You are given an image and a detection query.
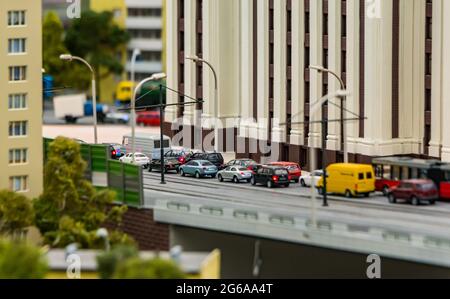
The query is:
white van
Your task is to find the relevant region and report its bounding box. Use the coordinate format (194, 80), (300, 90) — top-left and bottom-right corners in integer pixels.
(122, 133), (171, 160)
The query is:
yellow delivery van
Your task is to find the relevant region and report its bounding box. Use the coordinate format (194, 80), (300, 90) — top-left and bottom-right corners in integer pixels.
(317, 163), (376, 198)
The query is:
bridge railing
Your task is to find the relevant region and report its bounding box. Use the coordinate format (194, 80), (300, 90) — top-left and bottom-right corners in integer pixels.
(153, 198), (450, 268)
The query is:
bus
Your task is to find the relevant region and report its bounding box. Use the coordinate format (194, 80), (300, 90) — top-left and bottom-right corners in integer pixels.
(372, 156), (450, 200)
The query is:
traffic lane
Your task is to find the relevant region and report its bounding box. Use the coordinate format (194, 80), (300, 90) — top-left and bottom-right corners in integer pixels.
(144, 171), (450, 215)
(143, 178), (450, 237)
(143, 172), (450, 235)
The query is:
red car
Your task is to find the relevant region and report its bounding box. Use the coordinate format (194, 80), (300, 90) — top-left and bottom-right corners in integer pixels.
(136, 111), (160, 126)
(387, 179), (438, 206)
(268, 162), (302, 183)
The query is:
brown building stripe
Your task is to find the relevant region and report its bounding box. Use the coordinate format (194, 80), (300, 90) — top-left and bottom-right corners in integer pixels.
(253, 0), (258, 121)
(392, 0), (400, 139)
(424, 0), (433, 155)
(359, 0), (365, 138)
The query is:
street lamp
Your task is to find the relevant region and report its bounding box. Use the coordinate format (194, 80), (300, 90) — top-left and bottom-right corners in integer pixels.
(130, 49), (141, 86)
(60, 54), (98, 144)
(310, 65), (348, 163)
(131, 73), (167, 178)
(186, 55), (219, 153)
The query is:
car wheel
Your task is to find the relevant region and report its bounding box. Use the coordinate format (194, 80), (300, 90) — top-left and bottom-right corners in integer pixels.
(429, 199), (436, 205)
(267, 180), (273, 189)
(148, 166), (152, 173)
(251, 177), (256, 186)
(284, 183), (290, 188)
(218, 174), (224, 182)
(246, 179), (251, 183)
(364, 193), (370, 198)
(345, 190), (353, 198)
(388, 194), (397, 204)
(233, 176), (239, 184)
(195, 172), (201, 179)
(411, 196), (420, 206)
(180, 169), (185, 177)
(300, 179), (307, 187)
(294, 179), (299, 184)
(382, 186), (390, 196)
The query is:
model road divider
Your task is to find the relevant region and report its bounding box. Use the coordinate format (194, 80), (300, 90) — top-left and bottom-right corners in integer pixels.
(43, 138), (144, 207)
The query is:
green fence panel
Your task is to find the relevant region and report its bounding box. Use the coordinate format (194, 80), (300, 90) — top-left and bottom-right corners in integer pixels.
(107, 160), (125, 203)
(91, 145), (108, 172)
(123, 164), (142, 207)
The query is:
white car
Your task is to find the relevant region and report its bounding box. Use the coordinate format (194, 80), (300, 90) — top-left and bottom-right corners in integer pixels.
(119, 152), (150, 168)
(300, 170), (324, 187)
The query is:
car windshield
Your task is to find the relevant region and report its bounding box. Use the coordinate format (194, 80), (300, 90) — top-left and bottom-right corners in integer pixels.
(275, 169), (288, 175)
(286, 165), (299, 170)
(135, 154), (145, 158)
(208, 154), (221, 161)
(201, 161), (214, 166)
(417, 183), (436, 191)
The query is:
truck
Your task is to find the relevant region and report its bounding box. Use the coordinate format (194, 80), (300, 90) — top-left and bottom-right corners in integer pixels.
(122, 133), (171, 161)
(53, 94), (109, 124)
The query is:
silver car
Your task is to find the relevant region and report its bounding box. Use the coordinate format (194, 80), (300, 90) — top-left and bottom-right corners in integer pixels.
(217, 166), (253, 183)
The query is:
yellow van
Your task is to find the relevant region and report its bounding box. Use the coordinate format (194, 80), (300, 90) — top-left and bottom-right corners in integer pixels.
(317, 163), (376, 198)
(115, 81), (135, 102)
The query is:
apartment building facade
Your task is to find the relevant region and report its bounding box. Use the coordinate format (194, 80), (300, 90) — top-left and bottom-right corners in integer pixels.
(164, 0), (450, 168)
(0, 0), (43, 197)
(126, 0), (164, 81)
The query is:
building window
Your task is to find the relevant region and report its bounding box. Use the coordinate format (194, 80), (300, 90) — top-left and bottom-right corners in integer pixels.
(9, 176), (28, 192)
(128, 29), (162, 39)
(127, 8), (162, 17)
(8, 94), (27, 110)
(8, 11), (26, 26)
(9, 66), (27, 81)
(9, 149), (28, 165)
(8, 121), (27, 137)
(8, 38), (26, 54)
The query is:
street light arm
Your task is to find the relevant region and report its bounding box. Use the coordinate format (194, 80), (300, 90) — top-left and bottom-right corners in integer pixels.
(71, 56), (95, 74)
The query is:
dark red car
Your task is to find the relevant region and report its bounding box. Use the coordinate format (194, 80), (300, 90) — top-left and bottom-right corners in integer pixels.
(136, 111), (160, 126)
(387, 179), (438, 206)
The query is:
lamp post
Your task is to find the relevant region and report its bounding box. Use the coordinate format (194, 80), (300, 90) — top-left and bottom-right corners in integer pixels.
(130, 49), (141, 87)
(131, 73), (167, 164)
(310, 65), (348, 163)
(186, 56), (219, 153)
(60, 54), (98, 144)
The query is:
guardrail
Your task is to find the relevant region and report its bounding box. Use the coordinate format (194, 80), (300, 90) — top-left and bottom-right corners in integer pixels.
(153, 199), (450, 268)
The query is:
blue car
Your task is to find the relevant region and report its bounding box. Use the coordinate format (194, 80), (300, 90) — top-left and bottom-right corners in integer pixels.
(179, 160), (218, 179)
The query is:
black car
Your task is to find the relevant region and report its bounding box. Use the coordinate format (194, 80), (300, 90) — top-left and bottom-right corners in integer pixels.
(251, 166), (290, 188)
(148, 158), (181, 173)
(186, 152), (225, 169)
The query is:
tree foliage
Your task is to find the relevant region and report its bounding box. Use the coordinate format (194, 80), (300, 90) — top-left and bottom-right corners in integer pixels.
(0, 240), (48, 279)
(64, 10), (130, 98)
(97, 245), (139, 279)
(34, 137), (132, 249)
(0, 190), (35, 239)
(42, 11), (90, 91)
(113, 258), (186, 279)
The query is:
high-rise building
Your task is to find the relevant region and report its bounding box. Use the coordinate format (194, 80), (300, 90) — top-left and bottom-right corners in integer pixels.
(164, 0), (450, 168)
(125, 0), (163, 81)
(0, 0), (43, 198)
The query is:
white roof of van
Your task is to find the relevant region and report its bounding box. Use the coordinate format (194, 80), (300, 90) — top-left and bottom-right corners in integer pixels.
(124, 132), (170, 140)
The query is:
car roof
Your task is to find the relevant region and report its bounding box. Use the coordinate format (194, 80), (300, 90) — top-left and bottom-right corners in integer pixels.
(269, 162), (299, 166)
(402, 179), (434, 184)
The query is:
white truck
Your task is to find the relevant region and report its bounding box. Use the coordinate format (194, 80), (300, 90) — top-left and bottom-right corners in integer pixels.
(53, 94), (109, 124)
(122, 133), (171, 161)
